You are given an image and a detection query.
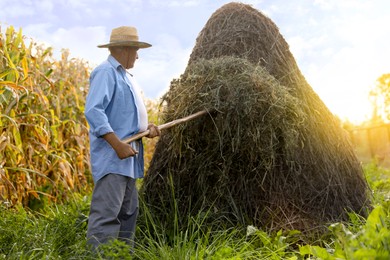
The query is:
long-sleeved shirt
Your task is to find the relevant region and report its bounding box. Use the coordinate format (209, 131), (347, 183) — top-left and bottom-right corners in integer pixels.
(84, 55), (147, 183)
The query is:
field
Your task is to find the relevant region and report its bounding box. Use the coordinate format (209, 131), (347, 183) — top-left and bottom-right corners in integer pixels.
(0, 163), (389, 259)
(1, 27), (390, 259)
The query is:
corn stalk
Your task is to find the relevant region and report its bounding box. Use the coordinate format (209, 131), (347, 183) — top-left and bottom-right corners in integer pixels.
(0, 26), (92, 208)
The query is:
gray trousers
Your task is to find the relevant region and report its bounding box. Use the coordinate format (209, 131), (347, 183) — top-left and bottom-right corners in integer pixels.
(86, 173), (139, 249)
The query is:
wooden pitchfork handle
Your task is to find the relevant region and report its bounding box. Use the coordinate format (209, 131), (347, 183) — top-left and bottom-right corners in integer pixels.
(122, 109), (209, 144)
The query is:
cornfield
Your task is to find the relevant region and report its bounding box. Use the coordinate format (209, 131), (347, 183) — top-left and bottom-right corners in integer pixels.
(0, 26), (92, 208)
(0, 26), (161, 209)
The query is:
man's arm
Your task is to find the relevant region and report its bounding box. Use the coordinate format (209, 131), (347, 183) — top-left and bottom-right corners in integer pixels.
(102, 132), (138, 159)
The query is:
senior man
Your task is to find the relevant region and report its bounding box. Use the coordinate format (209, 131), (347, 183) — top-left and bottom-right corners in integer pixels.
(84, 26), (160, 250)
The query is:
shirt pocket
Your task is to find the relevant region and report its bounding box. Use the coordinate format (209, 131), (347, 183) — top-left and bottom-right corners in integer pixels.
(116, 78), (135, 114)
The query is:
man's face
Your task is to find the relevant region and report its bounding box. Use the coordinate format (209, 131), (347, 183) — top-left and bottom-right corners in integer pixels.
(123, 47), (139, 69)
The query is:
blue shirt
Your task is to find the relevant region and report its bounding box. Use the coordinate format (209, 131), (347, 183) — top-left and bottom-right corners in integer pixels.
(85, 55), (145, 183)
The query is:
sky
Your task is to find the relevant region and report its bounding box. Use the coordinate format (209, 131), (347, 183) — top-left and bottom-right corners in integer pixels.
(1, 0), (389, 123)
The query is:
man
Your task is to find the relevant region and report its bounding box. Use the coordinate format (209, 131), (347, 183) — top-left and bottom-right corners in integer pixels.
(84, 26), (160, 250)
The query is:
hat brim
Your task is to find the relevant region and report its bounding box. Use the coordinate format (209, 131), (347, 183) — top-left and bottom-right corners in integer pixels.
(98, 41), (152, 48)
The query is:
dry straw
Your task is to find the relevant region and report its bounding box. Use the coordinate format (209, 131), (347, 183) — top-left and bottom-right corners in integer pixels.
(141, 2), (370, 233)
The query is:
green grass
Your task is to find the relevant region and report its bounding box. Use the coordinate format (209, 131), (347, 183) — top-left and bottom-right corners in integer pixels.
(0, 194), (92, 259)
(1, 163), (389, 259)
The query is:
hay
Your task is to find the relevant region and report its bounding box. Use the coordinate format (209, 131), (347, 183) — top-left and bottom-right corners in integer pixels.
(141, 2), (370, 232)
(188, 1), (303, 89)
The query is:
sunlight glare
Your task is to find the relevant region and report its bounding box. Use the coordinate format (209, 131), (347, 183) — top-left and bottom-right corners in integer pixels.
(319, 90), (372, 124)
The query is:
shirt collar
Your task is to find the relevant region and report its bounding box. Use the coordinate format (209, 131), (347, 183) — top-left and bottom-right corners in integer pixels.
(107, 54), (123, 70)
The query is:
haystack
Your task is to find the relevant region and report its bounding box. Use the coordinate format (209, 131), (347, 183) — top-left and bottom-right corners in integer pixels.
(141, 2), (370, 232)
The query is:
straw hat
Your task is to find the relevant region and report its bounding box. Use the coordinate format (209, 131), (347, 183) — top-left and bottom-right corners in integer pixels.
(98, 26), (152, 48)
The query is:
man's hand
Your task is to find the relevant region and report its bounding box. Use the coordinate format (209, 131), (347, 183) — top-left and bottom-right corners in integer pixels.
(113, 141), (138, 159)
(102, 132), (138, 159)
(146, 123), (161, 138)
